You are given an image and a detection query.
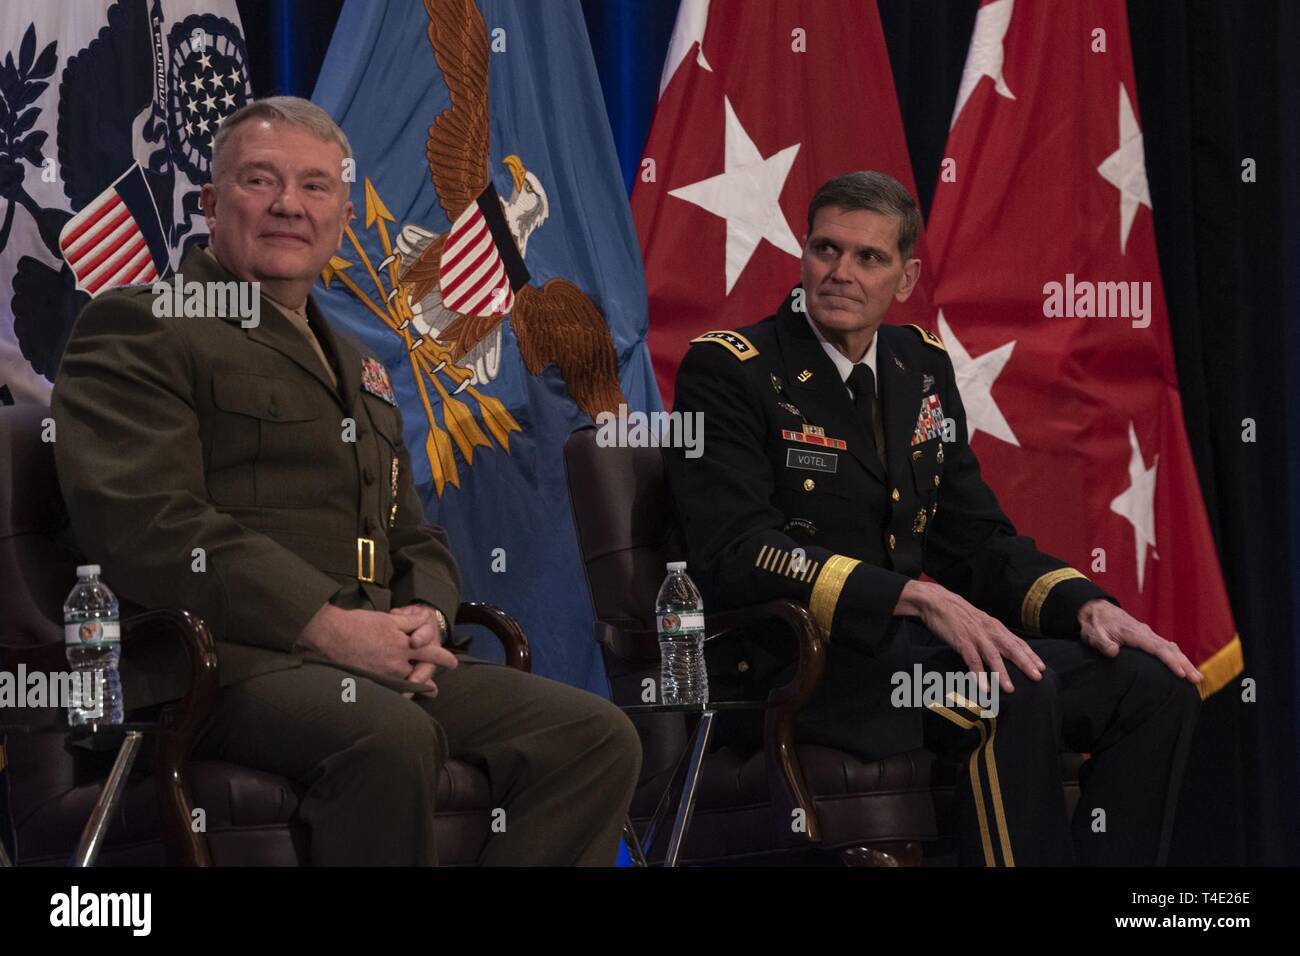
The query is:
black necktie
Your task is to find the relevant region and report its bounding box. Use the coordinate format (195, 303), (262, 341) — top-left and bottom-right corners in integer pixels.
(847, 363), (886, 467)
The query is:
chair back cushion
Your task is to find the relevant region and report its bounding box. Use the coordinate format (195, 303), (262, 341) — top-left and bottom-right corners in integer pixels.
(0, 404), (86, 858)
(0, 405), (79, 648)
(561, 426), (684, 629)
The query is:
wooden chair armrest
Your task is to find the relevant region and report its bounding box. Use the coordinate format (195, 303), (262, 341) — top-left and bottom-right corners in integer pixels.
(455, 602), (531, 672)
(0, 609), (218, 865)
(123, 609), (218, 867)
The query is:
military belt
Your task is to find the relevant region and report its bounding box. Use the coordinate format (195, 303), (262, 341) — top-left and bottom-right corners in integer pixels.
(265, 528), (391, 584)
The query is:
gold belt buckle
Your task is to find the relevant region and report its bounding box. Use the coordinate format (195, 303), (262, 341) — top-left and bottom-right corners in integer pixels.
(356, 536), (376, 582)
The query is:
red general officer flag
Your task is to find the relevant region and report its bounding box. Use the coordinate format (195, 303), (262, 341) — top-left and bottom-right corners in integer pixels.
(632, 0), (921, 407)
(914, 0), (1240, 694)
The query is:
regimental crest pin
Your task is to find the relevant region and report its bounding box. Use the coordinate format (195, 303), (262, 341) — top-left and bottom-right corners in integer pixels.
(922, 373), (935, 394)
(361, 356), (397, 405)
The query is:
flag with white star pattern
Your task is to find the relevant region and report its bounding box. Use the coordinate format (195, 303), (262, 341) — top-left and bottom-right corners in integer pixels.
(903, 0), (1240, 694)
(0, 0), (251, 405)
(630, 0), (920, 408)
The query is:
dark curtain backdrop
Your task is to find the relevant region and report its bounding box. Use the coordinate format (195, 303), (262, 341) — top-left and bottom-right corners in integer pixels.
(236, 0), (1300, 865)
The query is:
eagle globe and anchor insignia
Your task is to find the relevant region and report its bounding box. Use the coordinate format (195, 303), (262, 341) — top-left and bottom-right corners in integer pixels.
(322, 0), (626, 496)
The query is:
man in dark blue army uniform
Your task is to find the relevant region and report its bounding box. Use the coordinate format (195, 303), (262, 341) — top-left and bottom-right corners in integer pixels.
(664, 171), (1202, 865)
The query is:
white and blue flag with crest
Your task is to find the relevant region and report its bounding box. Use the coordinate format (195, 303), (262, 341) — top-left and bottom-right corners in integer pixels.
(0, 0), (252, 406)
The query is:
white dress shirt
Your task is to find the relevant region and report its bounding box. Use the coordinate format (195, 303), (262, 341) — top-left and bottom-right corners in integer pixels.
(805, 313), (878, 398)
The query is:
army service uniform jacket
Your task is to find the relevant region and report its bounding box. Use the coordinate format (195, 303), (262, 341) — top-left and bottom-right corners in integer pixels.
(52, 245), (461, 709)
(664, 289), (1115, 759)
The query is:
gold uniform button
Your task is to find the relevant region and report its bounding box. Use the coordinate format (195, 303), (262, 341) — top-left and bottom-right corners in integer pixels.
(891, 487), (901, 502)
(737, 660), (750, 673)
(934, 474), (940, 487)
(888, 533), (896, 550)
(803, 478), (815, 492)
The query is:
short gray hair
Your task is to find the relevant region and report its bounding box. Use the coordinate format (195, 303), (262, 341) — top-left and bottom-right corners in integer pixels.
(806, 171), (921, 261)
(210, 96), (352, 181)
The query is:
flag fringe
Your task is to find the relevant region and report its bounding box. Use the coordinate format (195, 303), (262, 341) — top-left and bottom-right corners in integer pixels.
(1196, 635), (1244, 700)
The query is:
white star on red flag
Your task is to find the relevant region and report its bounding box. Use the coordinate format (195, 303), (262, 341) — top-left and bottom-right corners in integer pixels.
(950, 0), (1017, 127)
(1097, 83), (1153, 254)
(937, 311), (1019, 446)
(1109, 421), (1159, 591)
(668, 97), (801, 295)
(658, 0), (713, 95)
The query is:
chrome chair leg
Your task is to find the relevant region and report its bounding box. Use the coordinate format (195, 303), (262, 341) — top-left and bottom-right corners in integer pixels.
(664, 711), (715, 868)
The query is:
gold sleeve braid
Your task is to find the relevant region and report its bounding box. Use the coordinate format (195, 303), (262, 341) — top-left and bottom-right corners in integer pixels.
(807, 554), (861, 638)
(1020, 567), (1089, 633)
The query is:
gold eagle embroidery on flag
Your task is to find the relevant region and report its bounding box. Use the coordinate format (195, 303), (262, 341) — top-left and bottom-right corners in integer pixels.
(322, 0), (626, 495)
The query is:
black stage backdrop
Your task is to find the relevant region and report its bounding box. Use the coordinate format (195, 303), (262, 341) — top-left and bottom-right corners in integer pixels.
(236, 0), (1299, 865)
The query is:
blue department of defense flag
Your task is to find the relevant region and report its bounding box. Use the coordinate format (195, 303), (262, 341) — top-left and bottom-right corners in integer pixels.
(0, 0), (253, 405)
(312, 0), (661, 692)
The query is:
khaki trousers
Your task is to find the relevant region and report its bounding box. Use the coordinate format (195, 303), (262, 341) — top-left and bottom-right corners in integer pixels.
(192, 657), (641, 865)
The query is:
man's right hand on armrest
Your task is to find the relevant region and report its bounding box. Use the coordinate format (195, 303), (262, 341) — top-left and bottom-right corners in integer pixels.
(297, 603), (459, 683)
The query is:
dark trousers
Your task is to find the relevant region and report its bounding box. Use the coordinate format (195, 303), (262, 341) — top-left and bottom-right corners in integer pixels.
(192, 658), (642, 865)
(918, 638), (1200, 866)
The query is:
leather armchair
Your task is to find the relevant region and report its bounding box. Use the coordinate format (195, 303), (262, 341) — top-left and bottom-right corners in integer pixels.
(0, 404), (529, 866)
(563, 426), (938, 865)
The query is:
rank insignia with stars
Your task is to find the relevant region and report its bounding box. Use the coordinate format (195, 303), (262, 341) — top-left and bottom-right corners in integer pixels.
(361, 356), (397, 405)
(691, 330), (758, 361)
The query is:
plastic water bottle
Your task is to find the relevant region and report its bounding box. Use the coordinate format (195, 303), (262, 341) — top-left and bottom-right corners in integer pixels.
(655, 561), (708, 705)
(63, 565), (123, 726)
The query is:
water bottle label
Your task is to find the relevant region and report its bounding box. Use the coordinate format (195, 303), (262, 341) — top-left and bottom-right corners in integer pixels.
(657, 611), (704, 635)
(65, 620), (121, 646)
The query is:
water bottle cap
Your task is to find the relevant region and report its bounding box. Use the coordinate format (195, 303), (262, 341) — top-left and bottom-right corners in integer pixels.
(76, 564), (101, 578)
(666, 561), (687, 572)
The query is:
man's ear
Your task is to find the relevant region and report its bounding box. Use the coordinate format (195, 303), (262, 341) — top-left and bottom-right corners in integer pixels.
(337, 199), (355, 248)
(200, 183), (218, 233)
(895, 257), (922, 302)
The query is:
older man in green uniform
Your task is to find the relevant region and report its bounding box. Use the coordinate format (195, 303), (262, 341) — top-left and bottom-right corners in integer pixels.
(51, 97), (639, 865)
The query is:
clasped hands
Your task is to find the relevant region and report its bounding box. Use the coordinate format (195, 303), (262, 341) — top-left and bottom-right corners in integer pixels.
(298, 602), (457, 694)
